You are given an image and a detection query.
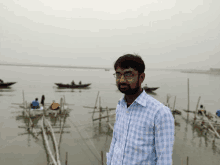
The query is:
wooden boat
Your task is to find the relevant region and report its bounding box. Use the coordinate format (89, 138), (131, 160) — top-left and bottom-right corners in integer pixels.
(0, 82), (16, 88)
(55, 83), (91, 88)
(143, 85), (159, 92)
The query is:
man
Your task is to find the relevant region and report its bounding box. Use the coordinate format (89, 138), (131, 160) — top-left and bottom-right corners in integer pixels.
(106, 54), (174, 165)
(31, 98), (40, 109)
(71, 80), (75, 85)
(41, 95), (45, 106)
(0, 79), (4, 84)
(198, 105), (206, 116)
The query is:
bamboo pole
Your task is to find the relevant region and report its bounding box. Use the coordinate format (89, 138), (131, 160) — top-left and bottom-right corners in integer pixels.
(194, 96), (201, 119)
(187, 79), (189, 119)
(108, 123), (114, 131)
(92, 91), (99, 120)
(173, 96), (176, 119)
(41, 117), (57, 165)
(106, 107), (109, 122)
(58, 111), (66, 150)
(101, 151), (103, 165)
(187, 156), (189, 165)
(99, 97), (102, 125)
(45, 116), (61, 165)
(22, 90), (25, 106)
(65, 152), (68, 165)
(93, 114), (115, 121)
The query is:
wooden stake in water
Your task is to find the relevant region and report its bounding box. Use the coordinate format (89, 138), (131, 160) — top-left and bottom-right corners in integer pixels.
(22, 90), (25, 106)
(106, 107), (109, 122)
(187, 156), (189, 165)
(173, 96), (176, 119)
(194, 96), (201, 119)
(99, 97), (102, 127)
(101, 151), (103, 165)
(92, 91), (99, 120)
(187, 79), (189, 118)
(65, 152), (68, 165)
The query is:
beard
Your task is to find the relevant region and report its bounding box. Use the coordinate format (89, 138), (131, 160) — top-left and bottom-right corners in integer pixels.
(117, 79), (140, 95)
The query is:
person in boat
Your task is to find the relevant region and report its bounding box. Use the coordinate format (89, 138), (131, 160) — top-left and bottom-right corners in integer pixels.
(41, 95), (45, 106)
(216, 109), (220, 118)
(79, 81), (82, 85)
(0, 79), (3, 84)
(50, 100), (60, 110)
(31, 98), (40, 109)
(198, 104), (207, 116)
(107, 54), (174, 165)
(71, 80), (75, 85)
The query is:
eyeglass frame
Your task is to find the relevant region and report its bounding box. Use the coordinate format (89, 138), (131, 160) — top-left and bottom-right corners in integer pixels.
(113, 71), (141, 79)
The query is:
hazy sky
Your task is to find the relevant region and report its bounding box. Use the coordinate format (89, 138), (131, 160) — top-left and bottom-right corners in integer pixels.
(0, 0), (219, 69)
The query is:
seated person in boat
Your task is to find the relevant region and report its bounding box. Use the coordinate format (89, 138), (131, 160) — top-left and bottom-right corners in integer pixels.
(71, 80), (75, 85)
(50, 100), (60, 110)
(0, 79), (4, 83)
(79, 81), (82, 85)
(31, 98), (40, 109)
(216, 110), (220, 118)
(198, 105), (207, 116)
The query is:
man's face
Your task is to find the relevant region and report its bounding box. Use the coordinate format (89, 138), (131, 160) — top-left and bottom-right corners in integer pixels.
(115, 67), (143, 95)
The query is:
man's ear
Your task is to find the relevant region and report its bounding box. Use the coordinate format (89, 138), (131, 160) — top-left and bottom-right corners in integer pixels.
(140, 73), (145, 84)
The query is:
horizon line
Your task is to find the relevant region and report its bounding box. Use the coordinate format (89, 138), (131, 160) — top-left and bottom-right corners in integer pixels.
(0, 63), (208, 71)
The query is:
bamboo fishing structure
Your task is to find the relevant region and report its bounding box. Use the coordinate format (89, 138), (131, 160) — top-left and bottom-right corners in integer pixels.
(16, 92), (71, 165)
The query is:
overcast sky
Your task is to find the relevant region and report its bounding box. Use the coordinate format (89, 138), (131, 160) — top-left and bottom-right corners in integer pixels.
(0, 0), (219, 70)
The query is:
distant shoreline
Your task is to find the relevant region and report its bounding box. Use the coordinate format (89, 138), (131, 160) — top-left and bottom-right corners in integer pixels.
(0, 63), (216, 74)
(0, 63), (111, 70)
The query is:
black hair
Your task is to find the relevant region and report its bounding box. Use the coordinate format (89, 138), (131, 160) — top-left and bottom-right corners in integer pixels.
(114, 54), (145, 74)
(200, 105), (203, 108)
(35, 98), (38, 101)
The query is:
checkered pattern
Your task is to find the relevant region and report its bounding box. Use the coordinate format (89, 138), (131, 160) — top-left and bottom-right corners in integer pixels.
(106, 90), (174, 165)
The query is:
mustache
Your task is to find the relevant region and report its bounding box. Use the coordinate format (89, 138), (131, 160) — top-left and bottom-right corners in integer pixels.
(118, 83), (128, 86)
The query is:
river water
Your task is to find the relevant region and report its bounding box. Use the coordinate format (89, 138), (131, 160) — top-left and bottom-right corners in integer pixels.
(0, 65), (220, 165)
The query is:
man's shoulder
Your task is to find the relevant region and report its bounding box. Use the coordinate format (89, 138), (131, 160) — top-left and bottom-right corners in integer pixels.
(145, 95), (172, 117)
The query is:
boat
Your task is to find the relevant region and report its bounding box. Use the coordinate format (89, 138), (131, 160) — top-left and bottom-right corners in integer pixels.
(143, 84), (159, 92)
(0, 82), (16, 88)
(55, 83), (91, 88)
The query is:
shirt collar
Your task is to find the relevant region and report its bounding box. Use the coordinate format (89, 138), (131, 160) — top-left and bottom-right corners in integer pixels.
(118, 89), (148, 107)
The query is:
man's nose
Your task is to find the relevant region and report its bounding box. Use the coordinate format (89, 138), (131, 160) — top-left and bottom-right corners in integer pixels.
(119, 75), (126, 82)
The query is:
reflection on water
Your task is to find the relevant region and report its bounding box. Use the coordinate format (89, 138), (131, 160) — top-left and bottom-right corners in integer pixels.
(0, 87), (15, 92)
(55, 87), (91, 93)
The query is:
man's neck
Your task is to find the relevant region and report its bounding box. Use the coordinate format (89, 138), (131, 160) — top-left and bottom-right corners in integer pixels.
(124, 88), (143, 105)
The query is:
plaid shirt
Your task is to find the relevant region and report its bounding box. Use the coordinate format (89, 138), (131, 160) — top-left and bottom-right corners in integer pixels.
(106, 90), (174, 165)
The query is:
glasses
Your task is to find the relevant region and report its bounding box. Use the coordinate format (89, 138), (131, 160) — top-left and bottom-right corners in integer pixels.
(113, 72), (137, 79)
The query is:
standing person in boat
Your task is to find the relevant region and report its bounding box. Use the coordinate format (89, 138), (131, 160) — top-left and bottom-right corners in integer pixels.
(71, 80), (75, 85)
(79, 81), (82, 85)
(31, 98), (40, 109)
(0, 79), (3, 84)
(106, 54), (174, 165)
(41, 95), (45, 106)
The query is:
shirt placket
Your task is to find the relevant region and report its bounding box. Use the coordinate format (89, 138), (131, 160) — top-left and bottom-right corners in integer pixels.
(121, 105), (132, 165)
